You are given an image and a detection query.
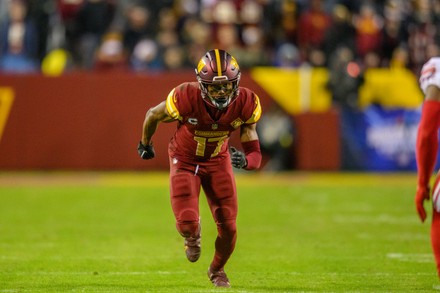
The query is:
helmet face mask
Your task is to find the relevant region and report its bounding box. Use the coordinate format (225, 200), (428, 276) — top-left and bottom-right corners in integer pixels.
(195, 49), (241, 110)
(206, 82), (234, 108)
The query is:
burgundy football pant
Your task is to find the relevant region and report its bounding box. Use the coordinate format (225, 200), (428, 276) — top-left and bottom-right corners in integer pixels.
(169, 156), (237, 271)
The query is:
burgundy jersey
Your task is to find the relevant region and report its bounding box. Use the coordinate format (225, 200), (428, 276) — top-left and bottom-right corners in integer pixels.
(165, 82), (262, 163)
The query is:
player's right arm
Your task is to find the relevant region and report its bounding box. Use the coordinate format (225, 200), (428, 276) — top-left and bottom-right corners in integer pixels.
(138, 101), (174, 160)
(416, 61), (440, 222)
(141, 101), (174, 145)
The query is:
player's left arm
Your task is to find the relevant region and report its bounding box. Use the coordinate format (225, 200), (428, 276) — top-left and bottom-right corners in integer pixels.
(230, 123), (262, 170)
(230, 91), (262, 170)
(416, 85), (440, 221)
(240, 123), (262, 171)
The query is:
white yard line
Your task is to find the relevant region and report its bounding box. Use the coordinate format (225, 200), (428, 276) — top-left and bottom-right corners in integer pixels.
(1, 271), (188, 275)
(387, 252), (433, 263)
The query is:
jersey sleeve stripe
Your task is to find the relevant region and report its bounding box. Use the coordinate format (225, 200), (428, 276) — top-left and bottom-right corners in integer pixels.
(165, 88), (182, 120)
(246, 94), (262, 123)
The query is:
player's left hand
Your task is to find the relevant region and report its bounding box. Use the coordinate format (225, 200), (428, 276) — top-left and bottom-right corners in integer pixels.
(230, 146), (247, 169)
(415, 185), (430, 222)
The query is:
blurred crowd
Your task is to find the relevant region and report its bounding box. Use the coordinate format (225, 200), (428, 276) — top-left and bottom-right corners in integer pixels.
(0, 0), (440, 75)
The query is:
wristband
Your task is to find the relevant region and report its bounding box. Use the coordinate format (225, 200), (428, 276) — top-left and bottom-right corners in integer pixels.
(242, 140), (262, 170)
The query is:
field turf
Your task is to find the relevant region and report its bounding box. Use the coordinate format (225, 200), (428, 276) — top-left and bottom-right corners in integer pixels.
(0, 171), (439, 292)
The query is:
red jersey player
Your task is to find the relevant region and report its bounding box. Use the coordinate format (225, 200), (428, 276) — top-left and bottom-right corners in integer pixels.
(416, 56), (440, 278)
(137, 49), (262, 287)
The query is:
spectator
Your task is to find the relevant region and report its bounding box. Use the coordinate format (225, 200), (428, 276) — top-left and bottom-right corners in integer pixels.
(130, 38), (161, 71)
(0, 0), (439, 73)
(402, 0), (440, 73)
(239, 0), (269, 67)
(94, 31), (128, 72)
(264, 0), (298, 48)
(73, 0), (116, 69)
(380, 0), (406, 66)
(353, 3), (384, 59)
(181, 17), (212, 66)
(322, 4), (356, 65)
(389, 46), (409, 68)
(122, 4), (153, 57)
(296, 0), (331, 62)
(0, 0), (39, 73)
(162, 45), (186, 70)
(109, 0), (137, 31)
(155, 7), (185, 69)
(26, 0), (53, 62)
(213, 24), (243, 61)
(0, 1), (9, 23)
(362, 50), (381, 69)
(327, 46), (363, 109)
(240, 25), (269, 67)
(56, 0), (83, 64)
(273, 42), (301, 67)
(257, 103), (294, 171)
(327, 46), (365, 170)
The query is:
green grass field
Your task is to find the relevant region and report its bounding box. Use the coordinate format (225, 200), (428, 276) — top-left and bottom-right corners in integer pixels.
(0, 171), (439, 292)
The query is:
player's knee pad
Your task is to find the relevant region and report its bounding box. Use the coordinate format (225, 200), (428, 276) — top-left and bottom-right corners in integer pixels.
(214, 206), (235, 223)
(176, 209), (199, 237)
(177, 222), (199, 238)
(178, 209), (199, 223)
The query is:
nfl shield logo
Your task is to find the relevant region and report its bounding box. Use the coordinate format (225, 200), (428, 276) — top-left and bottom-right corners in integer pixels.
(212, 124), (218, 129)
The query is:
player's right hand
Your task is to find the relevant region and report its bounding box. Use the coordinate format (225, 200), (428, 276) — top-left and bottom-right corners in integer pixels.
(137, 141), (155, 160)
(415, 185), (430, 222)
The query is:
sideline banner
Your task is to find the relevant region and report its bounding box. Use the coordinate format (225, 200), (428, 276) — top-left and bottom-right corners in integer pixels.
(363, 105), (420, 171)
(0, 87), (14, 143)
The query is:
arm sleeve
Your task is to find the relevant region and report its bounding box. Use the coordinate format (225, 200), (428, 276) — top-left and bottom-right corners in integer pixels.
(242, 140), (262, 170)
(416, 100), (440, 189)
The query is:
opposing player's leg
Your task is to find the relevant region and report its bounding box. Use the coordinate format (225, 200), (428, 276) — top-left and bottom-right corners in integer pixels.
(431, 173), (440, 277)
(432, 210), (440, 277)
(169, 158), (202, 262)
(202, 159), (237, 287)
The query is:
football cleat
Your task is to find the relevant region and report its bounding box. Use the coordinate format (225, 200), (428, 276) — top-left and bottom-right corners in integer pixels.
(207, 267), (230, 288)
(184, 223), (201, 262)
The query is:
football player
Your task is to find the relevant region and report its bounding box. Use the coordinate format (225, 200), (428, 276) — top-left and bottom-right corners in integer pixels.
(137, 49), (262, 287)
(416, 56), (440, 278)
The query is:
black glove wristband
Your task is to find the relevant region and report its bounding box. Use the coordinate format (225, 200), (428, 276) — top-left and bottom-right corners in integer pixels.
(137, 141), (155, 160)
(230, 146), (247, 169)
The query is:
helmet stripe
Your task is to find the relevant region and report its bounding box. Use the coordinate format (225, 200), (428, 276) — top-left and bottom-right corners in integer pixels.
(214, 49), (222, 76)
